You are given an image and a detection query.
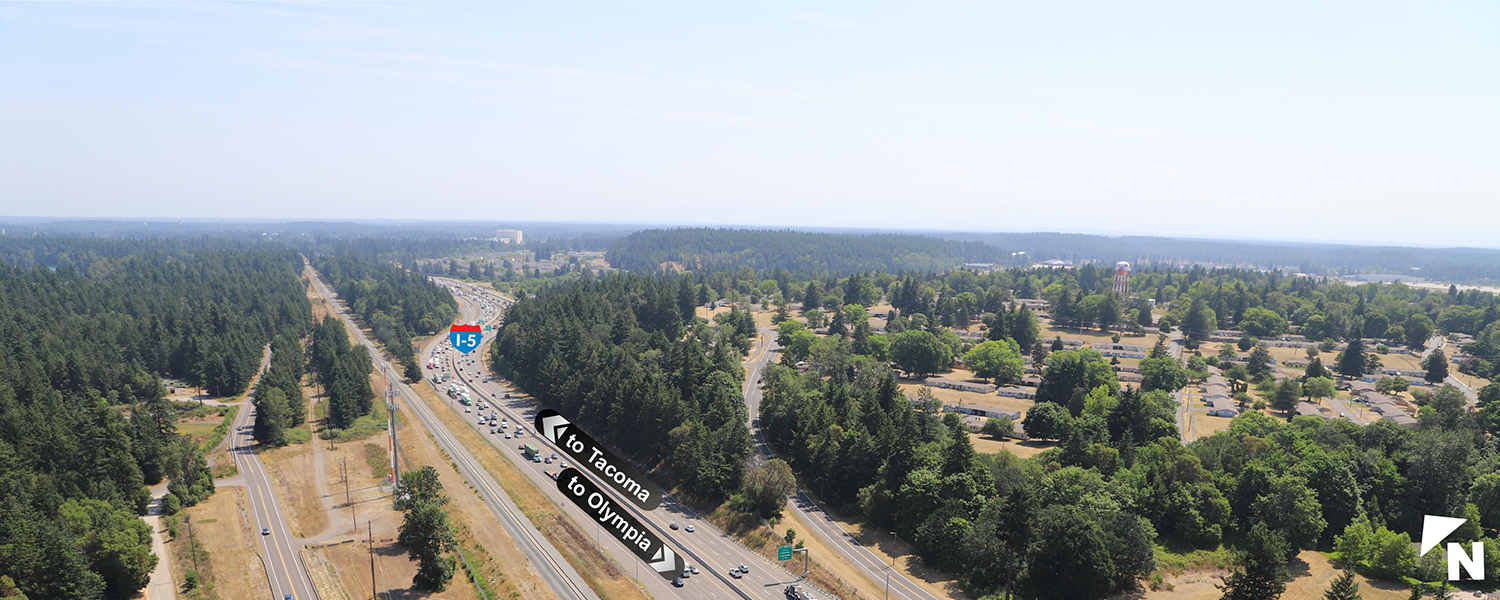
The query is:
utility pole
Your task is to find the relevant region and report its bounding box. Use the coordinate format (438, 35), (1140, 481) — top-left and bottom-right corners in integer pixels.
(369, 522), (376, 600)
(342, 457), (354, 529)
(885, 531), (895, 600)
(186, 514), (198, 574)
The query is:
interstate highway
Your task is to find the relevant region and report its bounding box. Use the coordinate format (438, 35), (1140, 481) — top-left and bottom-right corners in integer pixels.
(427, 280), (815, 600)
(307, 267), (600, 600)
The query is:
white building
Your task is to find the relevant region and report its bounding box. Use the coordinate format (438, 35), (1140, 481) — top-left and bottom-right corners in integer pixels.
(495, 229), (523, 244)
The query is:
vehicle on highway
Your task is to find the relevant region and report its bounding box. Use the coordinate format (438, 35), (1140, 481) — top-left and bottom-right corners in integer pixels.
(489, 427), (495, 434)
(672, 578), (685, 588)
(523, 444), (539, 460)
(544, 457), (551, 464)
(689, 565), (698, 574)
(680, 568), (690, 578)
(505, 433), (511, 439)
(730, 568), (743, 579)
(262, 527), (270, 535)
(686, 525), (694, 532)
(669, 523), (678, 530)
(739, 564), (749, 573)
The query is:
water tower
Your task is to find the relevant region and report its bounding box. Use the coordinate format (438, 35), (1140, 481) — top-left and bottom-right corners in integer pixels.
(1113, 261), (1131, 296)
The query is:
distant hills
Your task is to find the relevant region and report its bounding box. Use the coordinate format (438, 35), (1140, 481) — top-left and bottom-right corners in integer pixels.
(608, 228), (1500, 282)
(7, 219), (1500, 282)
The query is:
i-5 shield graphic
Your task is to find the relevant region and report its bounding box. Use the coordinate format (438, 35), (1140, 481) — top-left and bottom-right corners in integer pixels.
(449, 324), (482, 354)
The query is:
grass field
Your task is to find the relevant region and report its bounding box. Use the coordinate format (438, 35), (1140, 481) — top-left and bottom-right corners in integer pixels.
(166, 486), (273, 600)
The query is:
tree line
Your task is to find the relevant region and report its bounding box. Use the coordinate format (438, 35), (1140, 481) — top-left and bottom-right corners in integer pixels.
(606, 228), (1015, 275)
(0, 243), (313, 599)
(315, 254), (457, 382)
(489, 273), (752, 500)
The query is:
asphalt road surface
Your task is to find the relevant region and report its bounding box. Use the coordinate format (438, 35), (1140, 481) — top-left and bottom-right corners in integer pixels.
(426, 279), (817, 600)
(232, 346), (319, 600)
(739, 326), (941, 600)
(308, 268), (599, 600)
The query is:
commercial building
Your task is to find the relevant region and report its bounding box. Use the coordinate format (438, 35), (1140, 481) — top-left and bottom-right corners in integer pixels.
(495, 229), (523, 244)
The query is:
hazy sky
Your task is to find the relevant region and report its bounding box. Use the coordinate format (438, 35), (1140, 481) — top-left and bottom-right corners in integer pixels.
(2, 3), (1496, 246)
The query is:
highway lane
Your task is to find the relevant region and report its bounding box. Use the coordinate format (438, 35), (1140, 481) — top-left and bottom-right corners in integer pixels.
(425, 282), (780, 600)
(739, 328), (939, 600)
(231, 361), (320, 600)
(307, 267), (599, 600)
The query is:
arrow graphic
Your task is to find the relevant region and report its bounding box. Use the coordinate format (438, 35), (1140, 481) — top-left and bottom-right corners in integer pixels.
(1421, 514), (1468, 556)
(649, 545), (677, 574)
(542, 414), (570, 443)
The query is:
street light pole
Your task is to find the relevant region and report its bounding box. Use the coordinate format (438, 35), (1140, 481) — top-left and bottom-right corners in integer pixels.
(886, 531), (897, 600)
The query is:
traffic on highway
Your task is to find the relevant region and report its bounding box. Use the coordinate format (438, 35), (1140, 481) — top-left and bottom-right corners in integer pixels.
(425, 278), (822, 600)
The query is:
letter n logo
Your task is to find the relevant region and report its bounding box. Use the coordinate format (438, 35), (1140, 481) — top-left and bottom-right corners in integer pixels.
(1449, 542), (1484, 581)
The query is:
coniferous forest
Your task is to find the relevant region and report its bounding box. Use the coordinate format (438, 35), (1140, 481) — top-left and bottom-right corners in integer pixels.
(315, 253), (457, 382)
(490, 273), (754, 499)
(0, 242), (312, 598)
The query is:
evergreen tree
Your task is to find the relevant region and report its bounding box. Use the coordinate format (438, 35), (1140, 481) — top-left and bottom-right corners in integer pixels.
(1218, 522), (1288, 600)
(1339, 338), (1368, 378)
(1321, 571), (1361, 600)
(1423, 349), (1449, 384)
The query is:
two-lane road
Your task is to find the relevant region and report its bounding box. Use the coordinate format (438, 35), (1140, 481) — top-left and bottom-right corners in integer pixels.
(232, 368), (319, 600)
(740, 327), (940, 600)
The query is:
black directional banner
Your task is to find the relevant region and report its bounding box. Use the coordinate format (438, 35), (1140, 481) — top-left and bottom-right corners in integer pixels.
(555, 468), (684, 580)
(535, 409), (662, 510)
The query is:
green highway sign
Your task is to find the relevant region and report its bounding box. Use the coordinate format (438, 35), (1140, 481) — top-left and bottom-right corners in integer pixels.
(777, 545), (793, 561)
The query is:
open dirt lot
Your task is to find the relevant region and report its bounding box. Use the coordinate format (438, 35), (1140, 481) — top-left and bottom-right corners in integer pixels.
(1113, 551), (1419, 600)
(1040, 322), (1152, 346)
(971, 435), (1055, 459)
(167, 486), (273, 600)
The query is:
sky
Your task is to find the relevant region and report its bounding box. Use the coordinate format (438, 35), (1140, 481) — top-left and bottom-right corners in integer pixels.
(1, 2), (1497, 246)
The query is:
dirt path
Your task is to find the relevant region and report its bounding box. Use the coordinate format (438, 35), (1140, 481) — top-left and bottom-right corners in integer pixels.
(141, 484), (174, 600)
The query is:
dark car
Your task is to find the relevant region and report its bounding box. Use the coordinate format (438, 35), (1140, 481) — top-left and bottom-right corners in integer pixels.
(672, 578), (685, 587)
(669, 523), (678, 530)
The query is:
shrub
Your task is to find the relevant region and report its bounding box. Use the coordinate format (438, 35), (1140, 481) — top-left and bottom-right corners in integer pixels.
(162, 493), (181, 516)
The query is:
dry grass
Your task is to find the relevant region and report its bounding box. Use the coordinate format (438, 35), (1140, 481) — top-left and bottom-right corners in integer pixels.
(817, 507), (972, 600)
(260, 439), (328, 539)
(896, 381), (1035, 418)
(972, 436), (1056, 459)
(1113, 551), (1416, 600)
(1039, 323), (1149, 345)
(704, 504), (879, 600)
(177, 422), (219, 448)
(408, 381), (646, 600)
(167, 486), (273, 600)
